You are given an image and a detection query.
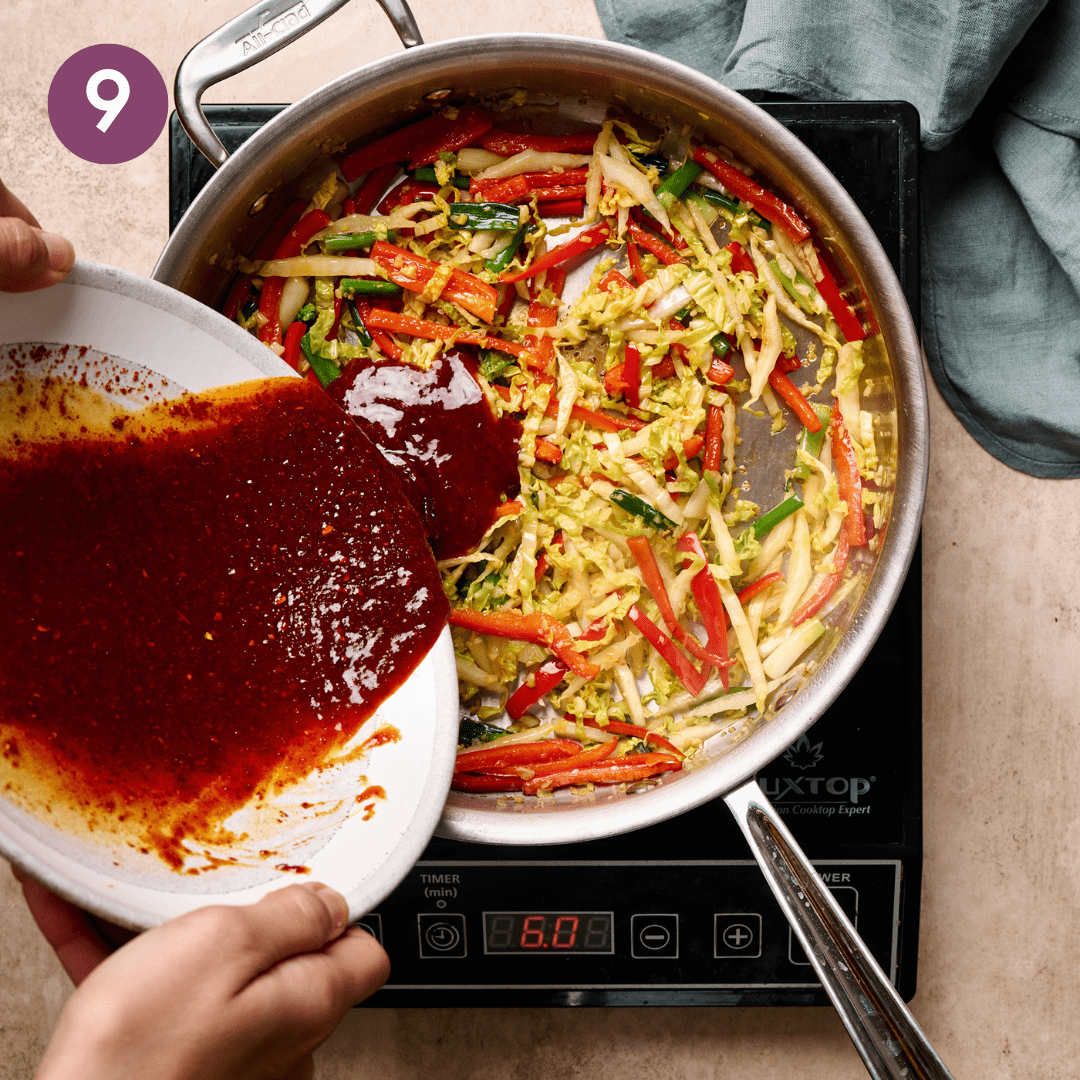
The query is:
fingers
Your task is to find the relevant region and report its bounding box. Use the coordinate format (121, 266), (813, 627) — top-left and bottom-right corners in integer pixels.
(13, 869), (113, 986)
(218, 882), (352, 982)
(0, 216), (75, 292)
(241, 925), (390, 1037)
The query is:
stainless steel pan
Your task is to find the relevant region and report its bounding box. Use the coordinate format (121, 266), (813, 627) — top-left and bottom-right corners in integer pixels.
(157, 5), (944, 1076)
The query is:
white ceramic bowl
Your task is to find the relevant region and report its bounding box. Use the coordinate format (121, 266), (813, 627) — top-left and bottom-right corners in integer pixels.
(0, 261), (458, 928)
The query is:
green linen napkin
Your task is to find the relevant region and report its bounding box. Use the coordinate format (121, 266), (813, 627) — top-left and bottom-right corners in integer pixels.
(596, 0), (1080, 477)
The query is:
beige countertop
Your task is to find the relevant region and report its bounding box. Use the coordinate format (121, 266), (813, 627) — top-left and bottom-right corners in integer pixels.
(3, 2), (1079, 1077)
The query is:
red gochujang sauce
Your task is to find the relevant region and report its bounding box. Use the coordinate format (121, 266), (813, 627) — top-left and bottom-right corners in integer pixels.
(329, 352), (522, 559)
(0, 376), (447, 868)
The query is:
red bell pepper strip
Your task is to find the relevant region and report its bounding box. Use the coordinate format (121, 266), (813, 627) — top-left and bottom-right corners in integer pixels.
(626, 240), (647, 285)
(627, 221), (686, 267)
(625, 602), (708, 697)
(351, 298), (403, 360)
(455, 738), (580, 774)
(599, 268), (634, 293)
(776, 353), (801, 374)
(273, 208), (332, 259)
(676, 530), (730, 690)
(692, 146), (811, 243)
(492, 284), (515, 325)
(523, 265), (565, 370)
(600, 720), (683, 758)
(523, 752), (681, 795)
(480, 130), (598, 155)
(726, 240), (756, 276)
(223, 196), (306, 321)
(377, 177), (439, 214)
(221, 274), (251, 322)
(499, 222), (613, 284)
(768, 369), (823, 431)
(494, 500), (523, 518)
(535, 438), (563, 463)
(542, 395), (646, 433)
(407, 106), (492, 169)
(371, 241), (497, 322)
(506, 659), (569, 721)
(282, 320), (306, 372)
(351, 162), (400, 215)
(604, 356), (676, 398)
(708, 353), (735, 384)
(737, 571), (783, 606)
(538, 199), (584, 219)
(623, 344), (642, 410)
(830, 402), (867, 547)
(792, 530), (851, 625)
(256, 207), (333, 348)
(451, 772), (523, 793)
(340, 108), (493, 181)
(532, 185), (588, 202)
(703, 404), (724, 472)
(812, 242), (866, 342)
(665, 434), (704, 471)
(505, 618), (607, 721)
(362, 309), (535, 362)
(448, 609), (600, 679)
(521, 738), (618, 779)
(472, 168), (590, 198)
(475, 174), (529, 203)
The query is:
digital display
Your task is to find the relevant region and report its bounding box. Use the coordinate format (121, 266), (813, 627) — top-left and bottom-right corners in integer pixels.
(483, 911), (614, 954)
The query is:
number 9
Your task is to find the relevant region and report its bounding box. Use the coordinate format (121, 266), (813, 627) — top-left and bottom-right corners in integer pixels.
(86, 69), (130, 133)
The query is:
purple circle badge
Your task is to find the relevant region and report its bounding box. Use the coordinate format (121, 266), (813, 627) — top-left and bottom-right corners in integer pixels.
(48, 45), (168, 165)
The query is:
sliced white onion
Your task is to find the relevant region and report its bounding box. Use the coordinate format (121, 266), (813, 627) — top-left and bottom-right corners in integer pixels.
(456, 148), (505, 174)
(647, 284), (692, 323)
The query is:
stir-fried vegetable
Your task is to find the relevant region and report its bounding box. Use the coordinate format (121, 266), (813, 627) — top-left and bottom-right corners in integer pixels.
(220, 105), (883, 798)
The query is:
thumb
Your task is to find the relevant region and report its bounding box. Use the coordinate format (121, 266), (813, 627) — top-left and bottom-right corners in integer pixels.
(0, 216), (75, 292)
(220, 882), (352, 982)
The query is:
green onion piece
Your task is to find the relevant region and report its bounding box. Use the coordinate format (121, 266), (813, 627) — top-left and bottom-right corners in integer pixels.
(692, 188), (765, 226)
(710, 333), (732, 360)
(295, 303), (317, 324)
(609, 489), (677, 534)
(673, 306), (692, 324)
(752, 496), (804, 539)
(485, 226), (527, 274)
(637, 153), (670, 173)
(446, 202), (521, 232)
(458, 718), (507, 746)
(768, 258), (815, 314)
(299, 333), (341, 388)
(322, 230), (393, 252)
(340, 278), (402, 297)
(792, 404), (833, 481)
(656, 160), (704, 210)
(346, 299), (372, 348)
(412, 166), (470, 189)
(240, 296), (260, 320)
(479, 349), (514, 380)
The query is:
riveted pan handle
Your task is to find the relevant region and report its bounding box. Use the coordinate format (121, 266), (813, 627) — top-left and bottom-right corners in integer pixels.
(175, 0), (423, 168)
(724, 778), (954, 1080)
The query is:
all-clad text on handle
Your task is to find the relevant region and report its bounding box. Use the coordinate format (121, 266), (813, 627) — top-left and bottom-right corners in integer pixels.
(175, 0), (422, 168)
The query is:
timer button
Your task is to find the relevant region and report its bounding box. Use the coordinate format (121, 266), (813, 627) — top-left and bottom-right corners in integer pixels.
(631, 913), (679, 958)
(354, 913), (383, 946)
(418, 913), (467, 958)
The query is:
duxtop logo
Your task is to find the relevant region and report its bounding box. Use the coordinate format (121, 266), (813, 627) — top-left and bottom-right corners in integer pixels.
(782, 734), (824, 770)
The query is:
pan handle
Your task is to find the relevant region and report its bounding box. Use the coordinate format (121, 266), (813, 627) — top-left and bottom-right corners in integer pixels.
(723, 778), (954, 1080)
(175, 0), (423, 168)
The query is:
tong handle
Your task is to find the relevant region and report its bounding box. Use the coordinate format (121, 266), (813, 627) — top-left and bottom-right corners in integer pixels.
(724, 778), (954, 1080)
